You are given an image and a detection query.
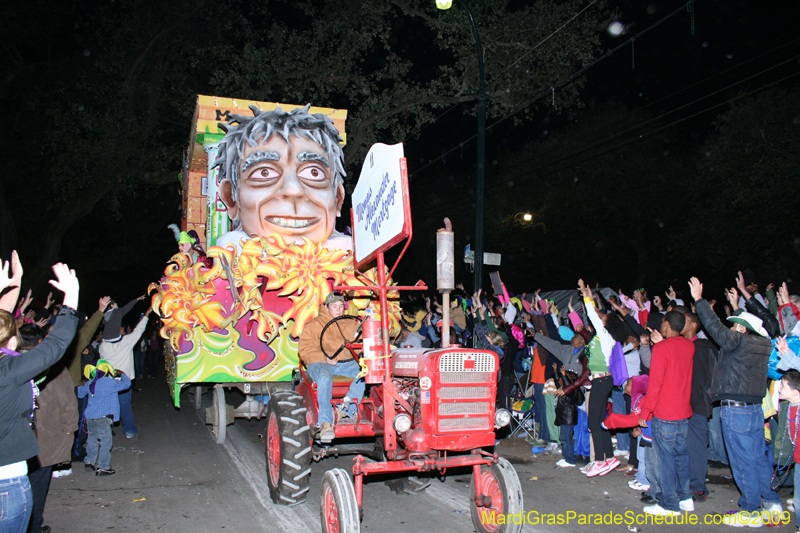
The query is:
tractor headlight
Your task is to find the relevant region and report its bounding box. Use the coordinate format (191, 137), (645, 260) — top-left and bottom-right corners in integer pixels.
(393, 413), (412, 433)
(494, 408), (511, 428)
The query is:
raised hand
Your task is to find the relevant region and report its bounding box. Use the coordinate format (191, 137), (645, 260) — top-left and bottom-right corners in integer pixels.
(725, 288), (739, 311)
(48, 263), (79, 310)
(98, 296), (112, 312)
(776, 336), (790, 356)
(666, 285), (677, 300)
(778, 282), (790, 307)
(736, 271), (751, 300)
(709, 299), (717, 311)
(9, 251), (22, 284)
(35, 317), (49, 328)
(640, 333), (651, 346)
(688, 278), (703, 302)
(653, 295), (663, 311)
(767, 283), (775, 292)
(45, 291), (54, 309)
(724, 304), (733, 317)
(647, 327), (664, 343)
(577, 279), (591, 299)
(0, 260), (11, 291)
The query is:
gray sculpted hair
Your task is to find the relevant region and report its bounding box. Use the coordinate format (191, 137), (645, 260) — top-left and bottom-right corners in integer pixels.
(214, 104), (346, 205)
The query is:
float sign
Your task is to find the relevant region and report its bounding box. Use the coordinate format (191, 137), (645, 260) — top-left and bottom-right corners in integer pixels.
(352, 143), (411, 267)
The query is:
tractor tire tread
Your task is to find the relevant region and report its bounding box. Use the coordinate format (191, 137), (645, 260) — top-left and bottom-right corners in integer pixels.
(265, 392), (312, 506)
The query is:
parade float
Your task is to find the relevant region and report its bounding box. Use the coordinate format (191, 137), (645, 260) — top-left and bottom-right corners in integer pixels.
(149, 95), (400, 443)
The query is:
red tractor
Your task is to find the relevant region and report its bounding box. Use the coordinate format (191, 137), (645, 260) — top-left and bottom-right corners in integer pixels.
(264, 256), (523, 533)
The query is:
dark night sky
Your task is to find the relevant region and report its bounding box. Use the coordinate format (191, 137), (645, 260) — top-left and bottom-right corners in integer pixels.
(3, 0), (799, 308)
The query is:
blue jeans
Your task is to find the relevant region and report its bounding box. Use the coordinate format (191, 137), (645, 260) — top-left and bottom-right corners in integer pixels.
(559, 424), (575, 464)
(650, 417), (691, 512)
(708, 405), (729, 464)
(307, 360), (365, 426)
(0, 475), (32, 533)
(688, 413), (709, 494)
(134, 350), (145, 379)
(85, 417), (114, 469)
(720, 404), (780, 512)
(612, 389), (630, 451)
(118, 387), (137, 437)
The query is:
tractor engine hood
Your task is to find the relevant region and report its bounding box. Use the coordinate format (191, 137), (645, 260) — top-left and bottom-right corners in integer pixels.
(391, 347), (431, 377)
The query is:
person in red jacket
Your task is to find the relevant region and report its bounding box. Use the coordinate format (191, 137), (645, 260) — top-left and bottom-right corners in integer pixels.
(637, 311), (695, 516)
(778, 369), (800, 531)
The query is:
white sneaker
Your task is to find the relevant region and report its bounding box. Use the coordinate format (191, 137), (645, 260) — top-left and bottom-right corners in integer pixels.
(51, 467), (72, 478)
(628, 480), (650, 491)
(581, 462), (595, 474)
(761, 502), (783, 526)
(680, 498), (695, 512)
(785, 497), (794, 513)
(556, 459), (576, 468)
(643, 504), (680, 516)
(614, 449), (629, 457)
(722, 510), (763, 527)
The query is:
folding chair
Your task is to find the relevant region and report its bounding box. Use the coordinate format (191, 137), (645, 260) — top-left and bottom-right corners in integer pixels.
(507, 369), (537, 440)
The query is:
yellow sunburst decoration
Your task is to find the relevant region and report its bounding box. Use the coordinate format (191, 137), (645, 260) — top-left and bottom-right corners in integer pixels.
(151, 235), (400, 391)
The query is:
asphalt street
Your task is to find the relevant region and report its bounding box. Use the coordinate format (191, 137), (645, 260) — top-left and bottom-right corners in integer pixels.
(44, 377), (796, 532)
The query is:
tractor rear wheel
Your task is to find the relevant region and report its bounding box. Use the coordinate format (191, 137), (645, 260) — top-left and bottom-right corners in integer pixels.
(320, 468), (360, 533)
(469, 457), (523, 533)
(265, 391), (312, 505)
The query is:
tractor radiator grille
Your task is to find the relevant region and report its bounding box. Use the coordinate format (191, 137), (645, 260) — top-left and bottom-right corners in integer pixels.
(438, 417), (491, 432)
(439, 352), (496, 373)
(440, 372), (493, 384)
(438, 386), (491, 399)
(438, 402), (488, 415)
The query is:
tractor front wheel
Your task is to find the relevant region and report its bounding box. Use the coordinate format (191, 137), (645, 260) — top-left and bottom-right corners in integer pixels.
(320, 468), (360, 533)
(469, 457), (523, 533)
(265, 391), (312, 505)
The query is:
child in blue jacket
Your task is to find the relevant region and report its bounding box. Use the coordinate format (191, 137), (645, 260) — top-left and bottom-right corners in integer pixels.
(77, 359), (131, 475)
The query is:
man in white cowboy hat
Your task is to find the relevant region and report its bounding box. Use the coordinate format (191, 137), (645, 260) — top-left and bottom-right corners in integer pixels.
(688, 277), (781, 527)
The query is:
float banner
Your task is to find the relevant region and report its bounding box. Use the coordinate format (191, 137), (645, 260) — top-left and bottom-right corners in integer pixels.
(352, 143), (409, 266)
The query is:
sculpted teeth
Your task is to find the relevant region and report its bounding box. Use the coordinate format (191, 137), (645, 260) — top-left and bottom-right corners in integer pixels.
(269, 217), (312, 228)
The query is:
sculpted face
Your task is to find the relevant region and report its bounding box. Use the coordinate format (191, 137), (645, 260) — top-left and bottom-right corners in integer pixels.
(220, 134), (345, 245)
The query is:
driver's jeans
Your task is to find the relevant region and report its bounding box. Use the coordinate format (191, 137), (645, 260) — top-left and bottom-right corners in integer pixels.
(307, 359), (366, 426)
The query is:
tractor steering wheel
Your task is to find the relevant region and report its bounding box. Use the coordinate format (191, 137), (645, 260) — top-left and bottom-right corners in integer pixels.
(319, 315), (363, 361)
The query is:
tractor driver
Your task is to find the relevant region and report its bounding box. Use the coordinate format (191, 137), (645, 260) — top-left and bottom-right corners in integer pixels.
(298, 293), (364, 443)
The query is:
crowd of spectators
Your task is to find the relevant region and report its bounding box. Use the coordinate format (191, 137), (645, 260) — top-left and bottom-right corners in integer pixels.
(397, 271), (800, 528)
(0, 252), (158, 533)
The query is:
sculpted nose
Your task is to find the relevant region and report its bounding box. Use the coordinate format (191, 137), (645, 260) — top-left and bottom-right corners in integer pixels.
(276, 170), (306, 199)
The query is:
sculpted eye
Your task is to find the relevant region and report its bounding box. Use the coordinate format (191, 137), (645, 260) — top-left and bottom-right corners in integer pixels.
(249, 168), (279, 180)
(298, 166), (327, 181)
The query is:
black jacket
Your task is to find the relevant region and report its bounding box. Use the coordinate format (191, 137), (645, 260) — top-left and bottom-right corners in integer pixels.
(690, 337), (718, 417)
(0, 306), (77, 467)
(696, 299), (771, 404)
(554, 371), (583, 426)
(744, 296), (780, 339)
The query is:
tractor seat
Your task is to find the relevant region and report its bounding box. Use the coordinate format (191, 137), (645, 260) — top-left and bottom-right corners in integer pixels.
(305, 373), (354, 399)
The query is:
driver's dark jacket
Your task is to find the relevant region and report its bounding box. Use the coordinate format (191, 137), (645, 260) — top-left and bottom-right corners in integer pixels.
(298, 305), (360, 366)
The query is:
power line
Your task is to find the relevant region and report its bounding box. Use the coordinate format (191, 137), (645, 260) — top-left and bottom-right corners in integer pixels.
(409, 0), (696, 178)
(413, 71), (800, 221)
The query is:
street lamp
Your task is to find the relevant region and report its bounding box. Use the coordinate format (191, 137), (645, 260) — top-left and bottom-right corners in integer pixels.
(436, 0), (486, 295)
